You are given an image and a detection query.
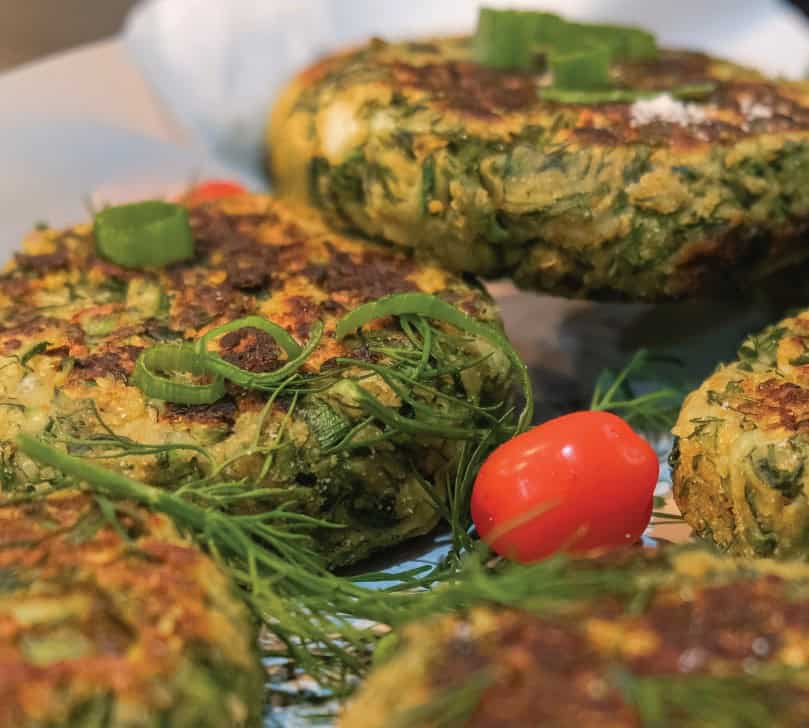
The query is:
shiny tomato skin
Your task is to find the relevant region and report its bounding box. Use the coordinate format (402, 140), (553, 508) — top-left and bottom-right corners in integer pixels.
(186, 179), (247, 205)
(471, 411), (658, 563)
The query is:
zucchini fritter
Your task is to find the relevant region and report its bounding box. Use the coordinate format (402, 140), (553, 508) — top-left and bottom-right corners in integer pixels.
(0, 195), (516, 566)
(673, 309), (809, 559)
(0, 491), (264, 728)
(341, 548), (809, 727)
(269, 37), (809, 301)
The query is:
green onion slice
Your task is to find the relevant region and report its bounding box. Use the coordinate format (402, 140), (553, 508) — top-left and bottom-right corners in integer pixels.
(474, 7), (658, 73)
(335, 292), (534, 432)
(540, 81), (716, 105)
(133, 344), (225, 405)
(474, 8), (539, 70)
(195, 316), (323, 388)
(550, 45), (611, 90)
(196, 316), (302, 360)
(570, 23), (657, 62)
(94, 201), (195, 268)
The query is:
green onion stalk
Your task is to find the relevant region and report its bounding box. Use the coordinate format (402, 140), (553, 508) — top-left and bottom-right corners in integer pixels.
(473, 7), (716, 103)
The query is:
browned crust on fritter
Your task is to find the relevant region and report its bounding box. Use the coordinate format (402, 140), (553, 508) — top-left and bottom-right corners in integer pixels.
(736, 379), (809, 432)
(434, 613), (635, 727)
(322, 45), (809, 149)
(0, 196), (484, 432)
(669, 221), (809, 295)
(390, 61), (541, 120)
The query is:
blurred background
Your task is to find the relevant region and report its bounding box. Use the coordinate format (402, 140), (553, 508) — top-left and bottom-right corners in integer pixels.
(0, 0), (136, 70)
(1, 0), (808, 73)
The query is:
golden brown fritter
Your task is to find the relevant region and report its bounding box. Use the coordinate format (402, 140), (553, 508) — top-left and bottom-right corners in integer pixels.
(0, 195), (517, 566)
(673, 309), (809, 559)
(0, 491), (264, 728)
(269, 37), (809, 301)
(341, 548), (809, 727)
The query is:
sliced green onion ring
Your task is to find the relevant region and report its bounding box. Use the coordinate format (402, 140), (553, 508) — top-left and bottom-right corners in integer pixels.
(133, 344), (225, 405)
(196, 317), (323, 388)
(335, 292), (534, 432)
(196, 316), (302, 360)
(94, 201), (195, 268)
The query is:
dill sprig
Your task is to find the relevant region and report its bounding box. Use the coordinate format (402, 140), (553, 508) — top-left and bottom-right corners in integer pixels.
(11, 299), (530, 691)
(390, 672), (492, 728)
(16, 433), (415, 688)
(590, 349), (687, 432)
(612, 669), (786, 728)
(9, 275), (694, 722)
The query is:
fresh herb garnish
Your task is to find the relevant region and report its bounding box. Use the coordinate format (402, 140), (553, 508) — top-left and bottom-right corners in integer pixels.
(93, 201), (195, 268)
(473, 8), (540, 70)
(540, 81), (717, 104)
(590, 349), (686, 431)
(195, 317), (323, 389)
(20, 341), (50, 366)
(336, 292), (533, 432)
(473, 8), (716, 104)
(8, 267), (692, 720)
(474, 8), (657, 74)
(391, 672), (492, 728)
(133, 344), (226, 405)
(613, 669), (782, 728)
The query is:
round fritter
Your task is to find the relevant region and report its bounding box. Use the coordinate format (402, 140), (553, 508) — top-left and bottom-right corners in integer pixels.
(672, 309), (809, 559)
(0, 491), (264, 728)
(269, 37), (809, 301)
(0, 195), (516, 567)
(341, 548), (809, 727)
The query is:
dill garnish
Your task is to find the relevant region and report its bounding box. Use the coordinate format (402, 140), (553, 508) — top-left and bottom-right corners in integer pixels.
(612, 669), (784, 728)
(590, 349), (686, 431)
(11, 294), (532, 692)
(390, 672), (492, 728)
(9, 284), (693, 720)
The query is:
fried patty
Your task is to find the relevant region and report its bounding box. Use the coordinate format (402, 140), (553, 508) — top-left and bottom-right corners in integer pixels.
(269, 37), (809, 301)
(0, 491), (264, 728)
(0, 195), (516, 566)
(672, 309), (809, 559)
(340, 548), (809, 727)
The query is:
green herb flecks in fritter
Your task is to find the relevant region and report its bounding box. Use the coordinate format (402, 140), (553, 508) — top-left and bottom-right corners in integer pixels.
(0, 491), (264, 728)
(340, 547), (809, 727)
(672, 308), (809, 559)
(269, 35), (809, 301)
(0, 194), (520, 567)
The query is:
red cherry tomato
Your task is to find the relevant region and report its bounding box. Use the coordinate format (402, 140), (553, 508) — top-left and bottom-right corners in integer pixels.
(185, 179), (247, 205)
(471, 411), (658, 563)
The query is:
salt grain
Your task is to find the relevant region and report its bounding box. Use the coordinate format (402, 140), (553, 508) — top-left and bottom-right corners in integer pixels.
(740, 96), (773, 121)
(630, 94), (707, 128)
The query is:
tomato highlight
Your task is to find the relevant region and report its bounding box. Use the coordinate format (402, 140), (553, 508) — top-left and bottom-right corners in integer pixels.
(185, 179), (247, 205)
(471, 411), (658, 563)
